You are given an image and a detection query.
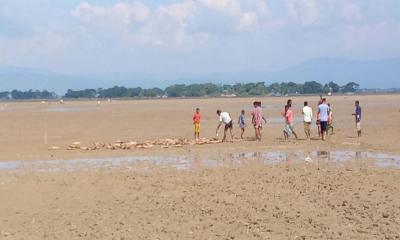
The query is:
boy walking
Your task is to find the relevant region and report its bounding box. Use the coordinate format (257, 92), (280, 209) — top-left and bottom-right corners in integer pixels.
(193, 108), (201, 142)
(352, 100), (362, 137)
(252, 101), (268, 141)
(238, 109), (246, 139)
(302, 101), (313, 139)
(318, 98), (330, 141)
(283, 104), (298, 141)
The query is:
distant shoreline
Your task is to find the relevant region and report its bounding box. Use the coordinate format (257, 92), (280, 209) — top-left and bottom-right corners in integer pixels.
(1, 92), (399, 103)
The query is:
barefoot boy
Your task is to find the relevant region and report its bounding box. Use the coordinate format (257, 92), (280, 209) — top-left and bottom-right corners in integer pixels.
(238, 109), (246, 139)
(318, 98), (330, 141)
(302, 101), (313, 139)
(252, 102), (262, 141)
(252, 101), (267, 141)
(193, 108), (201, 142)
(283, 104), (298, 141)
(216, 110), (233, 142)
(352, 100), (362, 137)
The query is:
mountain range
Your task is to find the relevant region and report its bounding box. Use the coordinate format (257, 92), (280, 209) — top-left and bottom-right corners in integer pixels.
(0, 58), (399, 94)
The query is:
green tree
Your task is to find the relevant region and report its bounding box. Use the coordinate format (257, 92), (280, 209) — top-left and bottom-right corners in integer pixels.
(341, 82), (360, 92)
(268, 83), (282, 94)
(248, 82), (266, 95)
(203, 83), (220, 96)
(184, 84), (206, 97)
(0, 91), (10, 100)
(11, 89), (57, 99)
(322, 84), (330, 93)
(98, 86), (131, 98)
(328, 81), (340, 93)
(165, 84), (186, 97)
(303, 81), (323, 94)
(65, 89), (96, 98)
(142, 88), (164, 97)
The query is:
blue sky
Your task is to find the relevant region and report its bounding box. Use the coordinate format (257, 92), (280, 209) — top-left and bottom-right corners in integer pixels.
(0, 0), (399, 75)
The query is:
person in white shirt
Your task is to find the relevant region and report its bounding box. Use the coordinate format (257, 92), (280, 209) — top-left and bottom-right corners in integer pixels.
(302, 101), (313, 139)
(216, 110), (234, 142)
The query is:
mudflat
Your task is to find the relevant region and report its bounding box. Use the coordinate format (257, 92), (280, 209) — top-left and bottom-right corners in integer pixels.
(0, 94), (399, 161)
(0, 94), (400, 239)
(1, 162), (399, 239)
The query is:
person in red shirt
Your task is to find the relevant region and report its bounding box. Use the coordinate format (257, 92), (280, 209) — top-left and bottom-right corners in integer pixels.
(193, 108), (201, 142)
(283, 103), (298, 141)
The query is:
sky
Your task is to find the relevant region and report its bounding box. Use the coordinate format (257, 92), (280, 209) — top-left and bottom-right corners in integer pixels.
(0, 0), (399, 75)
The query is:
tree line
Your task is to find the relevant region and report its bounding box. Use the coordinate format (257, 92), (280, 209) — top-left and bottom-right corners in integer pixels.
(65, 81), (360, 98)
(0, 81), (360, 100)
(0, 90), (57, 100)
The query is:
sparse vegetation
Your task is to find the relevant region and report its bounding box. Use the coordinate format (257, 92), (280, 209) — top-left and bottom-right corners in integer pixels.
(0, 81), (361, 100)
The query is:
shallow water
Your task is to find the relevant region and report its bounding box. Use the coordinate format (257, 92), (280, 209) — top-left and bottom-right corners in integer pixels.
(228, 151), (400, 168)
(0, 150), (399, 173)
(0, 104), (100, 113)
(266, 117), (304, 124)
(43, 106), (100, 113)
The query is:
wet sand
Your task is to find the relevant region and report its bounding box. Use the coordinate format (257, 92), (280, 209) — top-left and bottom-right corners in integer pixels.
(1, 162), (399, 239)
(0, 94), (400, 239)
(0, 94), (399, 161)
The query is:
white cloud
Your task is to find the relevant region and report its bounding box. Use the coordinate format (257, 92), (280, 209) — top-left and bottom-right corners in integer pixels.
(158, 1), (195, 20)
(1, 0), (399, 74)
(198, 0), (268, 30)
(286, 0), (366, 26)
(0, 31), (72, 67)
(286, 0), (320, 26)
(199, 0), (241, 16)
(242, 0), (269, 16)
(71, 1), (150, 28)
(71, 1), (197, 47)
(133, 1), (197, 47)
(238, 11), (258, 31)
(70, 0), (272, 47)
(343, 21), (400, 53)
(339, 1), (363, 22)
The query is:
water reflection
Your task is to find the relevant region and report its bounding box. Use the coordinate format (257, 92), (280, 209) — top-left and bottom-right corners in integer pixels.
(228, 150), (396, 169)
(0, 150), (398, 173)
(317, 151), (330, 160)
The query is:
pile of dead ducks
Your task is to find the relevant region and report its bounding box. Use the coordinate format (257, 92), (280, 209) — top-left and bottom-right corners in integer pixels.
(49, 138), (222, 151)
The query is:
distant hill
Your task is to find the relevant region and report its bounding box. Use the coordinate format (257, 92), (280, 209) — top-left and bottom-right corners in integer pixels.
(196, 58), (400, 88)
(0, 66), (178, 94)
(0, 66), (84, 94)
(0, 58), (399, 93)
(265, 58), (400, 88)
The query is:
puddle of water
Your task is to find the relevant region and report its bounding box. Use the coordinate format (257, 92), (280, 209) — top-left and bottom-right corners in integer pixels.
(0, 104), (100, 113)
(0, 156), (190, 173)
(43, 106), (100, 113)
(0, 162), (20, 170)
(229, 151), (400, 169)
(267, 117), (304, 124)
(0, 150), (399, 173)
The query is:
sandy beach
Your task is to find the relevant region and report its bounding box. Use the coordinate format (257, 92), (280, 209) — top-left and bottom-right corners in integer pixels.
(0, 94), (400, 239)
(0, 94), (399, 161)
(1, 162), (399, 239)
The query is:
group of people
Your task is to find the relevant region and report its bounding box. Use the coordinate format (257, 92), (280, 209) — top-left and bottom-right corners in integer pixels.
(192, 97), (362, 142)
(284, 98), (330, 141)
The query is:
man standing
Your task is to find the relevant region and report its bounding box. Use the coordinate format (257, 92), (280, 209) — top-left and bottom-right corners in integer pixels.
(352, 100), (362, 137)
(302, 101), (313, 139)
(216, 110), (234, 142)
(318, 98), (330, 141)
(283, 104), (298, 141)
(252, 101), (267, 141)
